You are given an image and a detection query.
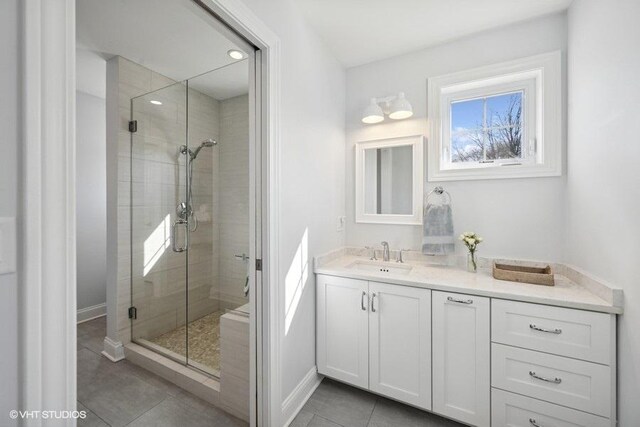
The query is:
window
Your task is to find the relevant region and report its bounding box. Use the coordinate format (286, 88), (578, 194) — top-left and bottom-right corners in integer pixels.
(427, 51), (562, 181)
(451, 91), (524, 163)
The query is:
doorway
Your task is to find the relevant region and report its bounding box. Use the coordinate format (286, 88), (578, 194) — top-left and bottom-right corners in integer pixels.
(76, 0), (263, 423)
(20, 0), (279, 422)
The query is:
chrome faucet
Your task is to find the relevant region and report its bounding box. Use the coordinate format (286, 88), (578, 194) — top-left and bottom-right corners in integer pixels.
(381, 241), (390, 262)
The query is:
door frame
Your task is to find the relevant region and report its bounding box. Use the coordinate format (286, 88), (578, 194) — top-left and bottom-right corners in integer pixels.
(20, 0), (281, 425)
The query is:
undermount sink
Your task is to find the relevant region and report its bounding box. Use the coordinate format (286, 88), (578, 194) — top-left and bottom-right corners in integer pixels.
(346, 260), (413, 275)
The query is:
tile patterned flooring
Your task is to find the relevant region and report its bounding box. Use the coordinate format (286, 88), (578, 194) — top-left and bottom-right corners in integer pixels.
(292, 379), (465, 427)
(149, 311), (223, 373)
(77, 316), (246, 427)
(79, 317), (463, 426)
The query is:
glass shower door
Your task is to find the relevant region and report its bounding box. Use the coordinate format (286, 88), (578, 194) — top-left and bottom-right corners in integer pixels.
(185, 67), (251, 378)
(129, 62), (252, 390)
(130, 81), (190, 362)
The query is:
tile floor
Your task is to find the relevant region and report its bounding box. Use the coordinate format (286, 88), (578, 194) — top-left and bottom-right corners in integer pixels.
(292, 379), (464, 427)
(79, 317), (462, 427)
(77, 316), (247, 427)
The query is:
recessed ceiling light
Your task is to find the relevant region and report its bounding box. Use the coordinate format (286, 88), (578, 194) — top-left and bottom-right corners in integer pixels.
(150, 100), (162, 105)
(227, 49), (245, 60)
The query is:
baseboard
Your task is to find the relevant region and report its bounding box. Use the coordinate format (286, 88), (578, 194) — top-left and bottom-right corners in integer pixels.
(77, 303), (106, 323)
(281, 366), (322, 426)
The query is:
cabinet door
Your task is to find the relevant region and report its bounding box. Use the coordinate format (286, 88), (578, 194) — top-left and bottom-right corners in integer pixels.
(369, 282), (431, 409)
(317, 274), (369, 388)
(432, 291), (490, 427)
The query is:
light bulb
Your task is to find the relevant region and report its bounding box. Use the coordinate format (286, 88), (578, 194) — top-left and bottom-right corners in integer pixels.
(227, 49), (245, 60)
(389, 92), (413, 120)
(361, 98), (384, 124)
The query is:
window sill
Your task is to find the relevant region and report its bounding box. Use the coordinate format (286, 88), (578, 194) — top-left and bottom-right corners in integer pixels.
(427, 162), (562, 182)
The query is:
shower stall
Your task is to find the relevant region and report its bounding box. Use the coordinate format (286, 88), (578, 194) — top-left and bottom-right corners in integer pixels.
(128, 65), (251, 379)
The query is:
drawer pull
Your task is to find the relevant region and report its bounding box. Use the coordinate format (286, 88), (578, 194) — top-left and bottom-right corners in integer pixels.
(529, 324), (562, 334)
(447, 296), (473, 304)
(361, 291), (367, 311)
(529, 371), (562, 384)
(529, 419), (545, 427)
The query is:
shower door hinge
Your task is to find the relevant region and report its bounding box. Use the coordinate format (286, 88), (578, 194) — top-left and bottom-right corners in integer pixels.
(128, 120), (138, 133)
(128, 306), (137, 320)
(255, 258), (262, 271)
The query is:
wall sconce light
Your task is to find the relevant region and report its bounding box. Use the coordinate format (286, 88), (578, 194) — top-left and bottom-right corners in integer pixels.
(361, 92), (413, 124)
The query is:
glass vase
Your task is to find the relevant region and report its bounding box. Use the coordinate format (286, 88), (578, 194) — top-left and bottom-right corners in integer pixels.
(467, 251), (478, 273)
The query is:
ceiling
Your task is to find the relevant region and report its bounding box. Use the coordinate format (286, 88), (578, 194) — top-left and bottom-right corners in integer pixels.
(294, 0), (573, 68)
(77, 0), (249, 100)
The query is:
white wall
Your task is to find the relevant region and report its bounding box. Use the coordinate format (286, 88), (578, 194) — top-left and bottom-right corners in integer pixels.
(0, 0), (19, 422)
(237, 0), (347, 418)
(566, 1), (640, 424)
(76, 91), (107, 312)
(77, 48), (107, 99)
(76, 49), (107, 315)
(346, 13), (568, 261)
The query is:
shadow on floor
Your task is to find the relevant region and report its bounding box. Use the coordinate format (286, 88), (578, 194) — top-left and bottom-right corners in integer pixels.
(76, 316), (247, 427)
(291, 378), (465, 427)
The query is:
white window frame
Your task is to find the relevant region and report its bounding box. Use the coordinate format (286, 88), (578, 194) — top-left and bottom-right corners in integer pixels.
(428, 51), (562, 181)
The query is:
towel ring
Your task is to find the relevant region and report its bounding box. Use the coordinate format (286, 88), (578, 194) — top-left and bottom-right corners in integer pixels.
(425, 186), (451, 205)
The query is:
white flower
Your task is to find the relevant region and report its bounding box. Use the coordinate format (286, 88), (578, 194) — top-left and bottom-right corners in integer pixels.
(459, 231), (483, 250)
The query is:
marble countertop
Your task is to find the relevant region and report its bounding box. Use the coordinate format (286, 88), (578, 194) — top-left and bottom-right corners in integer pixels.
(314, 249), (623, 314)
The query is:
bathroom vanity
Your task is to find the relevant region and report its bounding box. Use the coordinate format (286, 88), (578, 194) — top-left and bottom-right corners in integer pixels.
(314, 249), (622, 427)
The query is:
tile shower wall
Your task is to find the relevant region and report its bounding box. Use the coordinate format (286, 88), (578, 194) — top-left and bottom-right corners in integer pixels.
(218, 95), (250, 309)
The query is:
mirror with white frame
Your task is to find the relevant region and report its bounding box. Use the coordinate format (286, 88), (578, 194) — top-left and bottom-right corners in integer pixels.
(355, 135), (424, 224)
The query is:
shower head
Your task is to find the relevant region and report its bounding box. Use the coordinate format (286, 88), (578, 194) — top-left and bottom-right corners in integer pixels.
(187, 139), (218, 160)
(200, 138), (217, 148)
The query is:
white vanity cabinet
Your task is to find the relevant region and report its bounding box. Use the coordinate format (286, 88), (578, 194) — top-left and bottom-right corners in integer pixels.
(316, 275), (432, 409)
(316, 275), (369, 388)
(432, 291), (490, 427)
(316, 272), (619, 427)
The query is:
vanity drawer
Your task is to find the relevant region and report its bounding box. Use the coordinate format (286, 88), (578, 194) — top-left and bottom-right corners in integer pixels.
(491, 388), (610, 427)
(491, 299), (613, 364)
(491, 343), (611, 417)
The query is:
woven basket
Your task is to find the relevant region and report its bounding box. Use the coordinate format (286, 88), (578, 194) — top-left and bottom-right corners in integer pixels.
(492, 262), (554, 286)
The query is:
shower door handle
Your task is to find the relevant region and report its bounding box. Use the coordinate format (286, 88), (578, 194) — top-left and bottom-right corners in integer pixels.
(172, 219), (188, 252)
